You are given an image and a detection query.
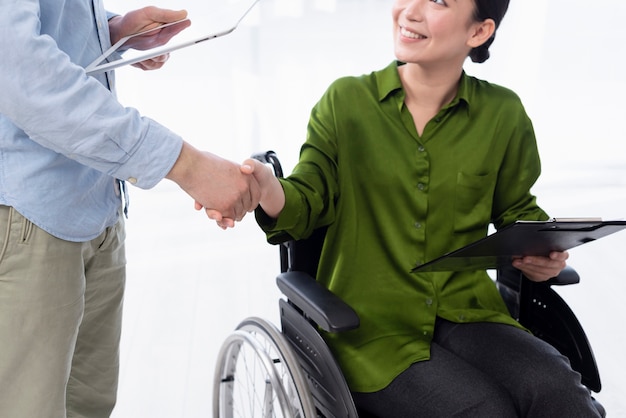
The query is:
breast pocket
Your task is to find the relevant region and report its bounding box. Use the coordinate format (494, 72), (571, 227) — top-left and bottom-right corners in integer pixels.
(454, 172), (496, 233)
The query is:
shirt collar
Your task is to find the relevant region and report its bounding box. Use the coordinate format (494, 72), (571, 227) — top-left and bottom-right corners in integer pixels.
(376, 61), (471, 115)
(376, 61), (404, 102)
(454, 71), (471, 115)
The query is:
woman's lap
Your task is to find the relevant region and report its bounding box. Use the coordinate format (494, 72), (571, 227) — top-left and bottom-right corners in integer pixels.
(353, 319), (600, 418)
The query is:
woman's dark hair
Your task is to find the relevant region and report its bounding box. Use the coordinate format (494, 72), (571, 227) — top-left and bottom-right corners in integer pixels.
(469, 0), (511, 63)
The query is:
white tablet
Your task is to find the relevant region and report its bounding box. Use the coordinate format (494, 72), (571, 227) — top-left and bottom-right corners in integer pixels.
(86, 0), (259, 75)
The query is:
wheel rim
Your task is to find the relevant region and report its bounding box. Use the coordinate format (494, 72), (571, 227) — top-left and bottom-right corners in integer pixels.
(213, 317), (316, 418)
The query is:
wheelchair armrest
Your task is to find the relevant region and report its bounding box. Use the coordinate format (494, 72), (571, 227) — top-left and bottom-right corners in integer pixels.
(276, 271), (360, 333)
(545, 265), (580, 286)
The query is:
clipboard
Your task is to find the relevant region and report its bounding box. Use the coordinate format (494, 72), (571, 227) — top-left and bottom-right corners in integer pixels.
(411, 218), (626, 273)
(86, 0), (259, 75)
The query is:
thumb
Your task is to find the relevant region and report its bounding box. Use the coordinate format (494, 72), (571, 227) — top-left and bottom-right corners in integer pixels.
(240, 158), (256, 175)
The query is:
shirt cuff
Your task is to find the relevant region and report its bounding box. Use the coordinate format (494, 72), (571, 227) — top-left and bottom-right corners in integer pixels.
(111, 121), (183, 189)
(256, 180), (305, 243)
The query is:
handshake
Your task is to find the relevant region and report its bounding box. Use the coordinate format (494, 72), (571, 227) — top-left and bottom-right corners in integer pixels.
(166, 142), (282, 229)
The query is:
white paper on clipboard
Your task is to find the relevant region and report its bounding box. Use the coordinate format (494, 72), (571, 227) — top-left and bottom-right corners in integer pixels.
(86, 0), (259, 75)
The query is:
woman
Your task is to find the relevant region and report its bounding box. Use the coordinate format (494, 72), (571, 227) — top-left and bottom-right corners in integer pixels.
(224, 0), (601, 416)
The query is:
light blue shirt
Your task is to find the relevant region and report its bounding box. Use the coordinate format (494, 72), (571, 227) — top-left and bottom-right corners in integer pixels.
(0, 0), (183, 241)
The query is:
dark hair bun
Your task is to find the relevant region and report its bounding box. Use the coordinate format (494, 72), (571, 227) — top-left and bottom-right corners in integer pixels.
(469, 36), (495, 63)
(471, 0), (509, 63)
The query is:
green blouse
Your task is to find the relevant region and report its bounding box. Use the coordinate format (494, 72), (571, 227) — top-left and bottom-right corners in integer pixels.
(257, 61), (549, 393)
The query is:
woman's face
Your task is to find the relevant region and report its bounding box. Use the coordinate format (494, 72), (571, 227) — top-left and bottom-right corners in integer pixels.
(392, 0), (485, 67)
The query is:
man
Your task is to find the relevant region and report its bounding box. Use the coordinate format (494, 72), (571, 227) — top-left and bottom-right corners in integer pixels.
(0, 1), (259, 417)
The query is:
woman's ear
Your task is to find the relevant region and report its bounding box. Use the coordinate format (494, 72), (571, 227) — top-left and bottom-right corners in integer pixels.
(467, 18), (496, 48)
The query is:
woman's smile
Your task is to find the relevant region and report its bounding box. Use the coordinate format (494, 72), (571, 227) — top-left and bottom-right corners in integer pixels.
(400, 26), (427, 40)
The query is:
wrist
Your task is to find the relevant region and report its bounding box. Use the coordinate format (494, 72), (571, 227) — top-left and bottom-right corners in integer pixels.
(165, 141), (197, 189)
(259, 179), (285, 219)
(108, 15), (124, 45)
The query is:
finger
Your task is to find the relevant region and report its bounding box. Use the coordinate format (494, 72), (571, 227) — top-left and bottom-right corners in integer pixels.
(516, 265), (549, 282)
(233, 196), (246, 221)
(515, 255), (550, 267)
(205, 209), (223, 221)
(517, 259), (563, 282)
(535, 255), (567, 270)
(550, 251), (569, 261)
(133, 56), (169, 71)
(241, 171), (261, 213)
(151, 53), (170, 63)
(512, 257), (553, 273)
(250, 175), (262, 208)
(143, 7), (188, 24)
(240, 162), (254, 175)
(131, 60), (163, 71)
(219, 218), (236, 229)
(158, 16), (190, 35)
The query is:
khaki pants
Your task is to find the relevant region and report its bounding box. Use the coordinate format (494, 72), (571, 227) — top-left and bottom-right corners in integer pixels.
(0, 206), (126, 418)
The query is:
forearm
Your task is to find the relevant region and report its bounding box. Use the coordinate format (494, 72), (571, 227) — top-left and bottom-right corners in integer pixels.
(259, 177), (286, 219)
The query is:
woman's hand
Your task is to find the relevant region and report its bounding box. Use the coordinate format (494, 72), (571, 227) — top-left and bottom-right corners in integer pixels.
(512, 251), (569, 282)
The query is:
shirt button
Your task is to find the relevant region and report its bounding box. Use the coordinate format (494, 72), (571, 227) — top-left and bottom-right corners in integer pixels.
(414, 222), (422, 229)
(425, 298), (433, 306)
(418, 145), (425, 152)
(417, 183), (425, 191)
(127, 177), (138, 185)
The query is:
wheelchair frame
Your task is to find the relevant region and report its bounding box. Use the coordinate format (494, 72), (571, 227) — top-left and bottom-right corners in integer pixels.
(213, 151), (603, 418)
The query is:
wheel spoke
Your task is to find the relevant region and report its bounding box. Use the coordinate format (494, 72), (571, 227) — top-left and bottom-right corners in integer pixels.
(213, 317), (316, 418)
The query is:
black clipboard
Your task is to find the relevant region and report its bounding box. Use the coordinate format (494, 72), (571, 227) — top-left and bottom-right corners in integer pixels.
(411, 219), (626, 273)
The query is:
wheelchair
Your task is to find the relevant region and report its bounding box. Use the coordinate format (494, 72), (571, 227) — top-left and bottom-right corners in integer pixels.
(212, 151), (605, 418)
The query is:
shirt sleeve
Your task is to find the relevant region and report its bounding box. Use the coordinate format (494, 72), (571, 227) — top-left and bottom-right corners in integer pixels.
(491, 100), (549, 228)
(0, 0), (182, 189)
(257, 82), (342, 243)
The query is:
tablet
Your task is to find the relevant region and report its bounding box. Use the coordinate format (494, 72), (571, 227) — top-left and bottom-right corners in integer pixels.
(411, 218), (626, 273)
(86, 0), (259, 75)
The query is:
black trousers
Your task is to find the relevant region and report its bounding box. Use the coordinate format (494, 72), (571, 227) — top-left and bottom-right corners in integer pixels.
(352, 319), (600, 418)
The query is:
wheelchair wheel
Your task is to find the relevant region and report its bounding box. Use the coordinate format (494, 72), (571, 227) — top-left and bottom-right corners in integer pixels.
(213, 317), (316, 418)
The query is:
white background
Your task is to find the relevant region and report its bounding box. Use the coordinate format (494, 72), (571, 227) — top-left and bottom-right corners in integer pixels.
(104, 0), (626, 416)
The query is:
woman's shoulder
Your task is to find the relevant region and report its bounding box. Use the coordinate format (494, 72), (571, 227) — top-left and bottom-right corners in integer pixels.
(464, 74), (524, 105)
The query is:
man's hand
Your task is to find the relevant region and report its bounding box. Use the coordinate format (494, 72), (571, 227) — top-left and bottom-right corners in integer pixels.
(166, 142), (261, 226)
(108, 7), (190, 71)
(512, 251), (569, 282)
(206, 158), (286, 229)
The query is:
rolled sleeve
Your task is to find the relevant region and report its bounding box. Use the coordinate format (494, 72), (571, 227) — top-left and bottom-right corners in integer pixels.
(108, 120), (183, 189)
(256, 179), (306, 244)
